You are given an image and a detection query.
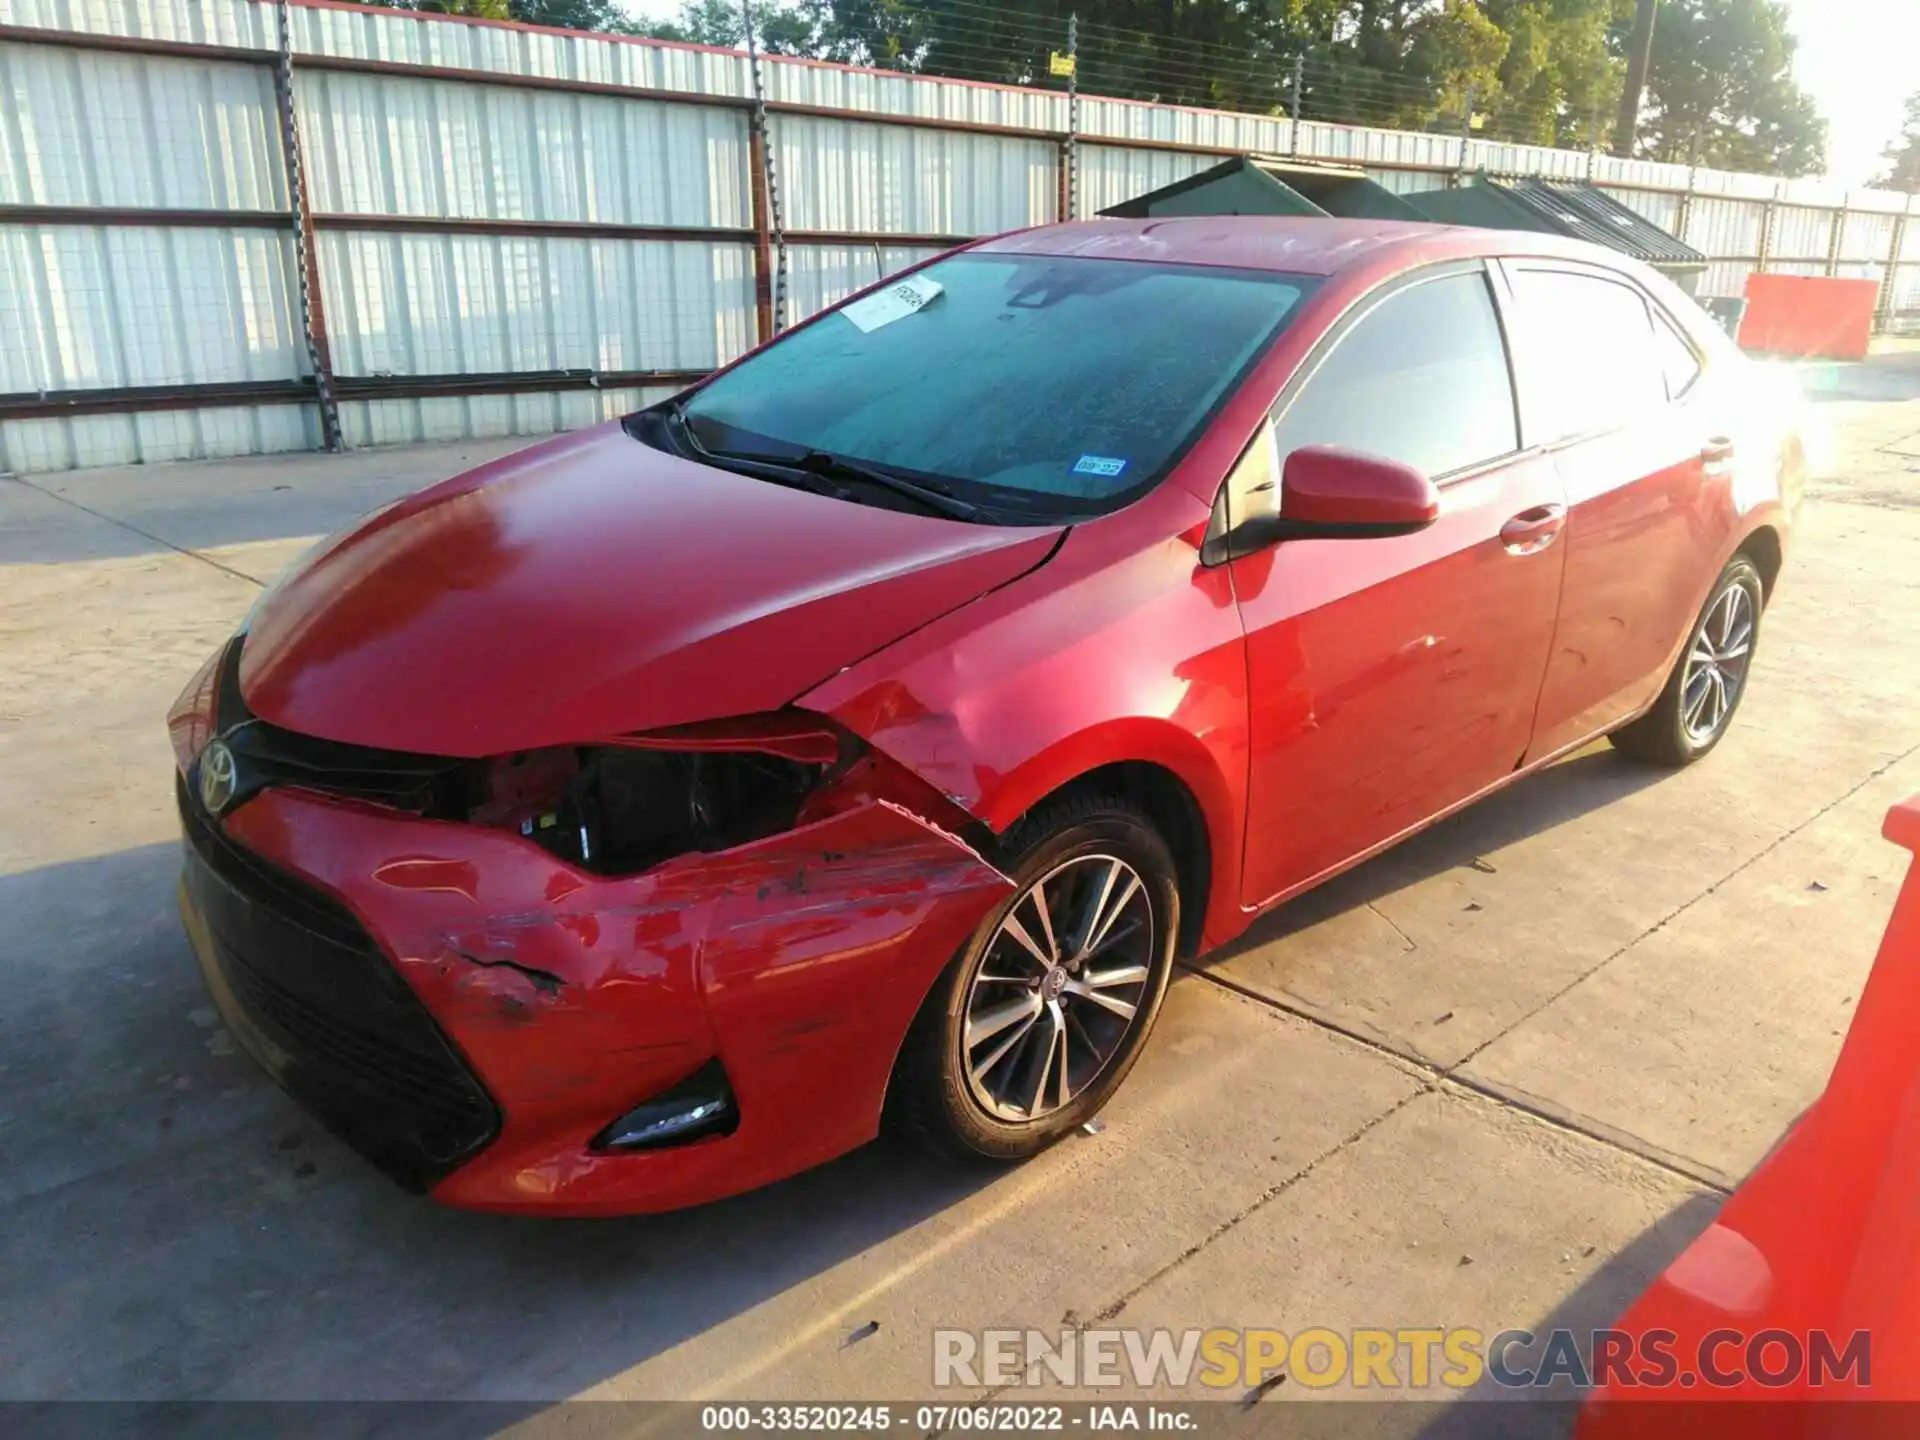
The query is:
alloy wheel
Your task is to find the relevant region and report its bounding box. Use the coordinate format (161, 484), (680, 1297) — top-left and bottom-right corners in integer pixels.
(960, 854), (1156, 1123)
(1680, 581), (1755, 745)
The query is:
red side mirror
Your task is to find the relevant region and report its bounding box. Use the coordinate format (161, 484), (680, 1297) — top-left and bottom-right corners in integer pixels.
(1280, 445), (1441, 534)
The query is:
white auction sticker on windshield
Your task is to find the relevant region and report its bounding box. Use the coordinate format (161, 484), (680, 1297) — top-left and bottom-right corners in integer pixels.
(841, 276), (945, 333)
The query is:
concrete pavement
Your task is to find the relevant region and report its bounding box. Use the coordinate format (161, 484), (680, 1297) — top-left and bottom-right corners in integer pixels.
(2, 346), (1916, 1412)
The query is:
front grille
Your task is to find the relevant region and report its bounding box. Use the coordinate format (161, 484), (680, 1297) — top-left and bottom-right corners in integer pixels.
(207, 636), (472, 816)
(178, 773), (500, 1191)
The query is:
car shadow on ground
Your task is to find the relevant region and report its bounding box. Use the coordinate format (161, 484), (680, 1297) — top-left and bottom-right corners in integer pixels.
(1195, 743), (1671, 974)
(1796, 345), (1920, 406)
(0, 841), (999, 1409)
(0, 744), (1686, 1414)
(1406, 1192), (1726, 1440)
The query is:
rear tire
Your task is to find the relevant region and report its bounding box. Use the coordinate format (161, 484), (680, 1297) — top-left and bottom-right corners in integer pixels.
(1610, 556), (1763, 767)
(889, 792), (1179, 1163)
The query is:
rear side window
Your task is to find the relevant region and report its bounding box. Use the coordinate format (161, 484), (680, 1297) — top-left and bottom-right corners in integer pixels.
(1508, 268), (1665, 440)
(1271, 270), (1518, 480)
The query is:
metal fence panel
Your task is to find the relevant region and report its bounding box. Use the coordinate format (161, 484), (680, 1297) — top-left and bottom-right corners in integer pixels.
(784, 242), (947, 321)
(1366, 167), (1441, 196)
(1300, 121), (1461, 174)
(316, 231), (753, 376)
(290, 2), (744, 99)
(766, 59), (1066, 133)
(1841, 211), (1896, 264)
(1684, 198), (1764, 260)
(0, 43), (285, 210)
(0, 222), (302, 390)
(0, 0), (273, 49)
(774, 114), (1057, 234)
(298, 70), (749, 227)
(0, 404), (314, 474)
(339, 383), (677, 449)
(1080, 97), (1285, 153)
(5, 1), (1917, 475)
(1771, 206), (1833, 264)
(1603, 186), (1682, 234)
(1075, 146), (1214, 219)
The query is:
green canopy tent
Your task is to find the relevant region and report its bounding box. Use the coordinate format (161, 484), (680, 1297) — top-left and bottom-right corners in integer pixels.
(1405, 175), (1708, 295)
(1098, 154), (1427, 223)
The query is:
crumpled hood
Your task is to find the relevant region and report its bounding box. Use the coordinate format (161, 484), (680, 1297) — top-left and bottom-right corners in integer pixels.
(240, 423), (1061, 757)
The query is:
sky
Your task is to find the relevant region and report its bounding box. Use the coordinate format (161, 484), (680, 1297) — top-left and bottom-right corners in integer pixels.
(618, 0), (1918, 187)
(1783, 0), (1919, 186)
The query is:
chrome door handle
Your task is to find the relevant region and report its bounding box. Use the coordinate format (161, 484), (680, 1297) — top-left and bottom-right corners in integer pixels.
(1499, 504), (1567, 555)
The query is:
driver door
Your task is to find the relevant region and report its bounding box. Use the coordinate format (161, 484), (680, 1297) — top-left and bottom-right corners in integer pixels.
(1227, 262), (1568, 908)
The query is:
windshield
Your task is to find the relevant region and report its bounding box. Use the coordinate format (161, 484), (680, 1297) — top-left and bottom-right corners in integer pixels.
(671, 253), (1316, 518)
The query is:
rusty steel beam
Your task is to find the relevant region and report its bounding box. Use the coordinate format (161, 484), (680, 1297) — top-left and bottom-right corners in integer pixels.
(312, 214), (755, 243)
(0, 204), (291, 229)
(331, 369), (710, 399)
(0, 23), (272, 65)
(0, 370), (713, 422)
(0, 380), (317, 420)
(746, 117), (778, 344)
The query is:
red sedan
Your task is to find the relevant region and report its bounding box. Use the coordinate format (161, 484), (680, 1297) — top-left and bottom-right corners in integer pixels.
(169, 217), (1802, 1214)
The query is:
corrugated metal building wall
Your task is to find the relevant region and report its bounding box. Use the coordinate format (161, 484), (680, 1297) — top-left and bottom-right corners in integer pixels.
(1, 0), (1916, 474)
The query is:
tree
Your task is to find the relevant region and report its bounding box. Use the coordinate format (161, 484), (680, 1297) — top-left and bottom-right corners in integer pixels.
(1634, 0), (1827, 175)
(1484, 0), (1627, 147)
(1875, 90), (1920, 193)
(367, 0), (636, 28)
(412, 0), (512, 18)
(510, 0), (640, 31)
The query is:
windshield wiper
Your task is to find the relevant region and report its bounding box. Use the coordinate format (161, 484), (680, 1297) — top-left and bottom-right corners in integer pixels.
(709, 447), (982, 522)
(662, 401), (980, 522)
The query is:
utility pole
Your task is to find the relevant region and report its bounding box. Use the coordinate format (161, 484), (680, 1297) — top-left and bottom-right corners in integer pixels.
(1612, 0), (1657, 159)
(1066, 12), (1079, 221)
(1287, 53), (1304, 156)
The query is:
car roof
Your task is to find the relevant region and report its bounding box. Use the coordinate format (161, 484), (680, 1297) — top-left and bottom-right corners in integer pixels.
(975, 214), (1624, 279)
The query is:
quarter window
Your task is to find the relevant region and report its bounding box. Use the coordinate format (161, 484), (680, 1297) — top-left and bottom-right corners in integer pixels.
(1653, 310), (1703, 401)
(1508, 268), (1665, 440)
(1270, 271), (1519, 482)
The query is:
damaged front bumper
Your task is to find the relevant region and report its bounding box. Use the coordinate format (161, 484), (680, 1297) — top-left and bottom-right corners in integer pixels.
(175, 771), (1013, 1215)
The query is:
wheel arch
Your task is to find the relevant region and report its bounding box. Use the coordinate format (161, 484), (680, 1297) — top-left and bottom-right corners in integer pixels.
(972, 720), (1236, 958)
(1736, 523), (1786, 602)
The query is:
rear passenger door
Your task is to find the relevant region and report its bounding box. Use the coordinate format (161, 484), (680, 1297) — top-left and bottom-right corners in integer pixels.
(1231, 263), (1569, 907)
(1501, 262), (1725, 760)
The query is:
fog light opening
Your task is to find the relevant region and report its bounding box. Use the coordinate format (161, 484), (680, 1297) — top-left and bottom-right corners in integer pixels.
(593, 1059), (739, 1151)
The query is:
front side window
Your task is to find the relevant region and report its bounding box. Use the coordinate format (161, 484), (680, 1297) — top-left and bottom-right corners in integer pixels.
(668, 253), (1315, 519)
(1508, 267), (1666, 441)
(1270, 270), (1519, 482)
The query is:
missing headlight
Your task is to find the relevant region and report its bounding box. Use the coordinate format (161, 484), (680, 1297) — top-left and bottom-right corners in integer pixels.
(473, 726), (843, 877)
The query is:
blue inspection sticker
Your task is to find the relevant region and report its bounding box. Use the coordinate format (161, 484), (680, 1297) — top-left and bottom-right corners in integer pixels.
(1072, 454), (1129, 479)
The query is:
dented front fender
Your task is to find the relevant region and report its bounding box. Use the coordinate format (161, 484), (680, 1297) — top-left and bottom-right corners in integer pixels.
(219, 789), (1013, 1214)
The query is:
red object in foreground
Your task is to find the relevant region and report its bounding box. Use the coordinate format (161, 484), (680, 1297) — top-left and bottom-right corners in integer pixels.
(170, 217), (1805, 1213)
(1579, 794), (1920, 1430)
(1737, 273), (1880, 361)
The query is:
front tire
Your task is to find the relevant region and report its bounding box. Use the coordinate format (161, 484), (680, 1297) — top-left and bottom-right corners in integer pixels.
(890, 793), (1179, 1162)
(1610, 555), (1763, 767)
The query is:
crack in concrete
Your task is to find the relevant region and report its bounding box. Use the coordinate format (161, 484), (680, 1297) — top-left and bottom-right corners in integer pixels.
(1080, 1088), (1428, 1330)
(5, 474), (265, 587)
(1449, 733), (1920, 1076)
(1182, 964), (1731, 1194)
(1365, 900), (1417, 952)
(1173, 733), (1920, 1215)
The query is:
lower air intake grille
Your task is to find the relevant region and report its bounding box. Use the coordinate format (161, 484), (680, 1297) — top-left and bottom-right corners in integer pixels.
(178, 773), (500, 1191)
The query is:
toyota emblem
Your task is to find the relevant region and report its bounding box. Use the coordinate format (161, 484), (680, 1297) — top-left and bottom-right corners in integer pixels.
(199, 739), (238, 815)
